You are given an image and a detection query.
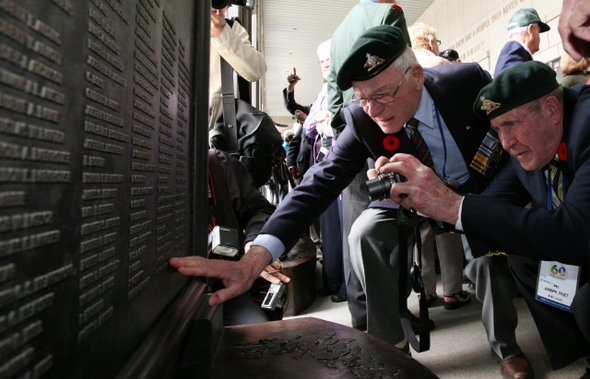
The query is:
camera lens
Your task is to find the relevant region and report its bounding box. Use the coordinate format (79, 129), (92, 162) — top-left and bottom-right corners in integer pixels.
(366, 173), (392, 201)
(365, 172), (407, 201)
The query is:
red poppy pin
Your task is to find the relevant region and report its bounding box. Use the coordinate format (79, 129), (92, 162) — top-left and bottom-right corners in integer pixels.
(383, 135), (399, 151)
(391, 4), (403, 12)
(557, 142), (567, 161)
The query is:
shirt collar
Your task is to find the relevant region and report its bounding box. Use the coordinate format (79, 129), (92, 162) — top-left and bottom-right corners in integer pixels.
(411, 87), (435, 130)
(516, 40), (533, 57)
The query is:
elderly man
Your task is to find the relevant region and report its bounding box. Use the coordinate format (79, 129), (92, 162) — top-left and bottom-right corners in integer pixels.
(339, 27), (530, 379)
(328, 0), (411, 331)
(382, 61), (590, 376)
(494, 8), (550, 77)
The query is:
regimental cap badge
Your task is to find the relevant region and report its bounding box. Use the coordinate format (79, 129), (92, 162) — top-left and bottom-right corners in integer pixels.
(443, 51), (450, 58)
(480, 96), (501, 115)
(364, 53), (385, 72)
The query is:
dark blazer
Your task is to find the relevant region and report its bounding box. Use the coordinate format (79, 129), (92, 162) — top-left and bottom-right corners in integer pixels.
(462, 86), (590, 368)
(462, 85), (590, 266)
(282, 88), (312, 177)
(286, 126), (312, 178)
(261, 63), (496, 252)
(494, 40), (532, 77)
(282, 88), (311, 115)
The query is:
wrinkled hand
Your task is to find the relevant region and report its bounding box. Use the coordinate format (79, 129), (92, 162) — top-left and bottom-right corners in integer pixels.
(259, 259), (291, 284)
(288, 166), (300, 179)
(169, 247), (277, 306)
(211, 8), (226, 37)
(373, 154), (462, 224)
(559, 0), (590, 60)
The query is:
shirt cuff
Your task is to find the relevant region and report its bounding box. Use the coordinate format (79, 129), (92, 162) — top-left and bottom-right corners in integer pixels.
(455, 197), (465, 232)
(252, 234), (285, 262)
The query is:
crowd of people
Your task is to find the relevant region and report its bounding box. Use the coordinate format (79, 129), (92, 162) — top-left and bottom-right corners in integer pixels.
(170, 1), (590, 378)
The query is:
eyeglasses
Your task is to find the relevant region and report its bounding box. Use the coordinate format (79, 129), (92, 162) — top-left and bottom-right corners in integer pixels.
(351, 67), (411, 108)
(436, 39), (441, 45)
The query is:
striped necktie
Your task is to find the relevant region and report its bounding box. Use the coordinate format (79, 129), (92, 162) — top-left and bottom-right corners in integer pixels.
(547, 155), (565, 207)
(406, 117), (434, 169)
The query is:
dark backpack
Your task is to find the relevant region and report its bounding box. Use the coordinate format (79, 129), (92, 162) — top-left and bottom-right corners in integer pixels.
(211, 17), (283, 187)
(210, 99), (283, 187)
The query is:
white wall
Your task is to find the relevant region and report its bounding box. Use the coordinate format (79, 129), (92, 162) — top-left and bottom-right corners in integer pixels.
(416, 0), (563, 76)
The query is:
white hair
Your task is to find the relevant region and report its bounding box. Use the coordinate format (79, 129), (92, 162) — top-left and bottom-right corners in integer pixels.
(392, 46), (419, 75)
(508, 23), (538, 39)
(317, 39), (332, 60)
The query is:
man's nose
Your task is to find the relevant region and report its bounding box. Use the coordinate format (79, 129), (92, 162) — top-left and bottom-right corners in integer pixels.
(498, 130), (515, 150)
(364, 101), (384, 118)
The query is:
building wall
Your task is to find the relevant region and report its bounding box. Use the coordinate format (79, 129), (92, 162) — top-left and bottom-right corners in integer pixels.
(416, 0), (563, 76)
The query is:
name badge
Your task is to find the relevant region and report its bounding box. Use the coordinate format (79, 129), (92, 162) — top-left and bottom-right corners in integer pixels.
(535, 260), (580, 312)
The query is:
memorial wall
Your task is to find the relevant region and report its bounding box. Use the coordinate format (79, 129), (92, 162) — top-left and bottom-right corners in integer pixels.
(0, 0), (201, 377)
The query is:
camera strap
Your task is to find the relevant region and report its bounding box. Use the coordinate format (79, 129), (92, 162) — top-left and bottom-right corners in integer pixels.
(398, 207), (430, 352)
(208, 150), (241, 235)
(220, 57), (239, 154)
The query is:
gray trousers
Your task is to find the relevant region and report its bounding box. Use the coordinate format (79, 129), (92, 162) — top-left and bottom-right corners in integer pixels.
(418, 223), (464, 296)
(341, 162), (372, 328)
(351, 207), (521, 356)
(348, 207), (414, 346)
(466, 255), (521, 360)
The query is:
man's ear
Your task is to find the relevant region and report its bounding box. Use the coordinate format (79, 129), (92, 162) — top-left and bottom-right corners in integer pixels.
(410, 64), (425, 89)
(526, 23), (536, 36)
(544, 95), (563, 124)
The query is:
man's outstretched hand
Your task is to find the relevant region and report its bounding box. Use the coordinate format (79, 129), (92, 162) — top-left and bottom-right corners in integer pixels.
(169, 246), (290, 306)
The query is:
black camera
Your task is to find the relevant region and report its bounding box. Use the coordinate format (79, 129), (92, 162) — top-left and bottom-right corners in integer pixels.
(212, 0), (255, 10)
(366, 172), (407, 201)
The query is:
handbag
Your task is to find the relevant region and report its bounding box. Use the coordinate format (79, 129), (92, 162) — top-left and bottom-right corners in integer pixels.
(210, 55), (283, 187)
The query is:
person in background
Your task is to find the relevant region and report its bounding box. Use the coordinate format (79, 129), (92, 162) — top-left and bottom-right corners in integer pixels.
(327, 0), (411, 333)
(408, 21), (469, 311)
(494, 8), (550, 77)
(559, 51), (590, 87)
(283, 68), (312, 185)
(381, 61), (590, 378)
(282, 129), (294, 155)
(408, 22), (449, 68)
(438, 47), (476, 291)
(300, 39), (346, 302)
(439, 48), (462, 63)
(209, 5), (266, 130)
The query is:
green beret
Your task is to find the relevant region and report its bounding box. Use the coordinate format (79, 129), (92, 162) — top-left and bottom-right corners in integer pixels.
(508, 8), (550, 32)
(337, 25), (408, 91)
(473, 61), (559, 120)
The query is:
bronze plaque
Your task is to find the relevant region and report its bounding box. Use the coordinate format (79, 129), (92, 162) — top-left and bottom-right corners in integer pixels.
(0, 0), (197, 377)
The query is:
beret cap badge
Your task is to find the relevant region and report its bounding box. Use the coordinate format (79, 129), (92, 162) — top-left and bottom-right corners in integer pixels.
(480, 97), (501, 115)
(364, 53), (385, 72)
